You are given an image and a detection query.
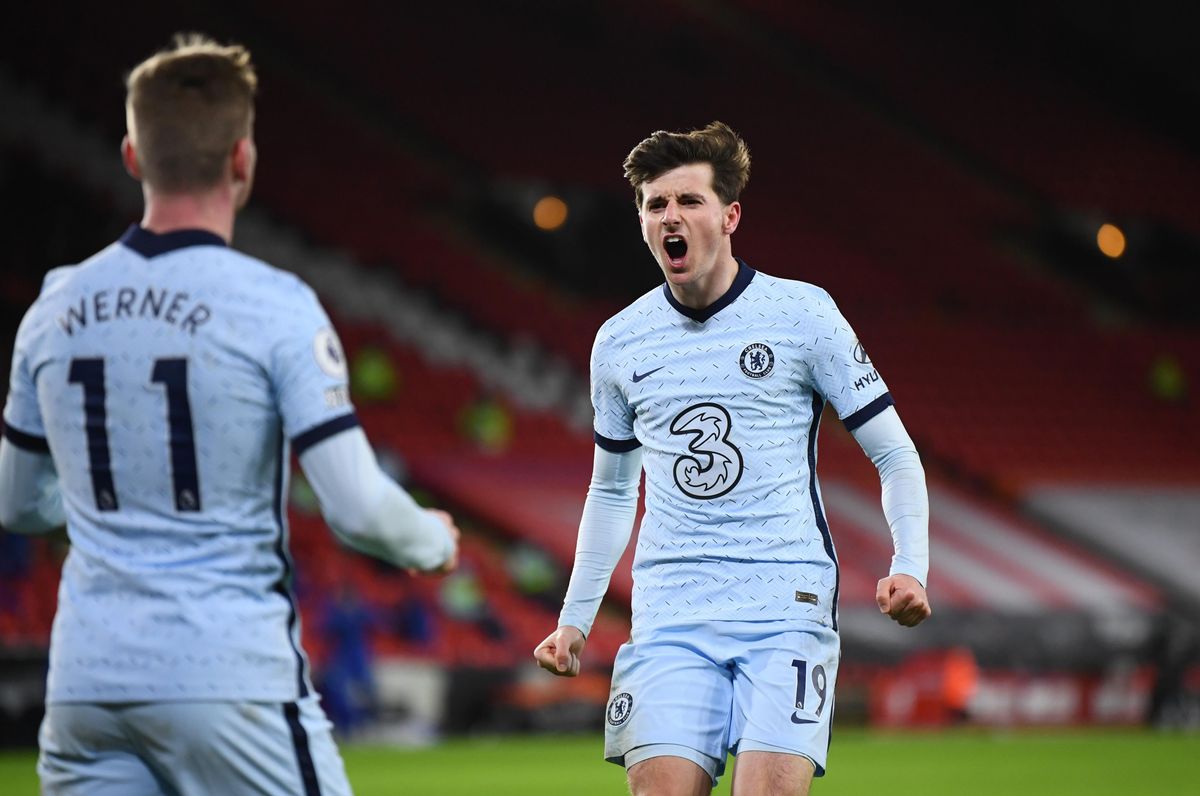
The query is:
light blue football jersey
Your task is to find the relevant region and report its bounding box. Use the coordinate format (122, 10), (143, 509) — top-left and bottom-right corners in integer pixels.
(591, 260), (892, 633)
(3, 226), (359, 703)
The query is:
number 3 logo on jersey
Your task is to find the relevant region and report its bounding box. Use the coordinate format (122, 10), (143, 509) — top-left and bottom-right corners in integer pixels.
(669, 403), (743, 500)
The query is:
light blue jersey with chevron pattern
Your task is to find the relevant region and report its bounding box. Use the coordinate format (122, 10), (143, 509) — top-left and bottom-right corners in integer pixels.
(3, 226), (357, 703)
(591, 260), (892, 632)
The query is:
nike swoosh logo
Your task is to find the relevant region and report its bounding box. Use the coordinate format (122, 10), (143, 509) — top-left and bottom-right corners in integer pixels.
(790, 713), (819, 725)
(632, 367), (664, 383)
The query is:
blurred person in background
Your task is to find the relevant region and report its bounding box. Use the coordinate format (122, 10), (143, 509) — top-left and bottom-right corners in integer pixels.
(440, 564), (508, 642)
(535, 122), (931, 796)
(318, 583), (380, 736)
(1146, 611), (1200, 729)
(459, 390), (513, 454)
(349, 345), (399, 403)
(0, 532), (31, 591)
(941, 646), (979, 725)
(0, 33), (459, 795)
(507, 542), (560, 611)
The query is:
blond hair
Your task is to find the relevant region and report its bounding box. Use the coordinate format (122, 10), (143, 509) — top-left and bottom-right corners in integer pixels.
(125, 33), (257, 192)
(623, 121), (751, 208)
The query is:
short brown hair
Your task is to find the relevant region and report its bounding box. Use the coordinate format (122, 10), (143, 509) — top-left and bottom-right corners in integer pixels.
(623, 121), (751, 208)
(125, 33), (257, 192)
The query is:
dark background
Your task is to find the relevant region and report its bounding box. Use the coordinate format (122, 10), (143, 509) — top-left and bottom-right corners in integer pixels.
(2, 0), (1198, 740)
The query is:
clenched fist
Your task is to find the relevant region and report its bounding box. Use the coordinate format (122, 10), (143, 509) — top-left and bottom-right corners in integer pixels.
(876, 574), (931, 627)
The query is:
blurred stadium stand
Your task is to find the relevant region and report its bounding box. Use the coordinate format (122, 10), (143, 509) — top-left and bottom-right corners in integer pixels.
(2, 0), (1197, 737)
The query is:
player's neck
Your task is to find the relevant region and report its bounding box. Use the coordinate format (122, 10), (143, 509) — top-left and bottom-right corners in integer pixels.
(141, 186), (236, 243)
(668, 253), (739, 310)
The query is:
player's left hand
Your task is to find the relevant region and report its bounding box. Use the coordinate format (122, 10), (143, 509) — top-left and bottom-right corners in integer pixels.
(425, 509), (460, 575)
(406, 509), (460, 576)
(876, 574), (931, 627)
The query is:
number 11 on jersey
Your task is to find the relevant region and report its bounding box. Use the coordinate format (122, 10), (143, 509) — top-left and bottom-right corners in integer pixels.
(69, 356), (201, 513)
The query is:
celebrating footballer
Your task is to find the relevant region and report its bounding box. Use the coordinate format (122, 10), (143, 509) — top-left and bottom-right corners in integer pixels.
(535, 122), (931, 796)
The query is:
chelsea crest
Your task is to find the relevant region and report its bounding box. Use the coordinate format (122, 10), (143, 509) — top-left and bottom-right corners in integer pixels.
(607, 692), (633, 726)
(739, 343), (774, 379)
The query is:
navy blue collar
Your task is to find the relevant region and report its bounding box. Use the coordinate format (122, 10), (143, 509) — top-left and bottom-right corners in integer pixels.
(119, 224), (228, 258)
(662, 258), (756, 322)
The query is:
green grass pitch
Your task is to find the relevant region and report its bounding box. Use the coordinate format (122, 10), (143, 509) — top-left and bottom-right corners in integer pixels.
(1, 729), (1196, 794)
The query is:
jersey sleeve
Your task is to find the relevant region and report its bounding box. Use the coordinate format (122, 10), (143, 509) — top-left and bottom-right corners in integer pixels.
(557, 445), (642, 636)
(2, 303), (49, 450)
(806, 290), (894, 431)
(590, 324), (638, 452)
(268, 281), (359, 454)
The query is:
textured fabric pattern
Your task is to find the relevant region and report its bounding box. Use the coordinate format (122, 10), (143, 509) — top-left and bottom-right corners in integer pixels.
(589, 261), (891, 631)
(3, 227), (355, 702)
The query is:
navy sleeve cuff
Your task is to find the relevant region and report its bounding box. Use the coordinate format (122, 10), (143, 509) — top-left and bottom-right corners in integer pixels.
(2, 422), (50, 453)
(843, 393), (895, 432)
(594, 431), (641, 453)
(292, 412), (361, 456)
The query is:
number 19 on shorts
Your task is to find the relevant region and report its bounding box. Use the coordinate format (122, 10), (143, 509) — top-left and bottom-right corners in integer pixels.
(790, 658), (827, 724)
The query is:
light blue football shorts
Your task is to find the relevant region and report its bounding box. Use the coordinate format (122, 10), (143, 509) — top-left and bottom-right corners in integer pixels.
(604, 620), (840, 785)
(37, 694), (351, 795)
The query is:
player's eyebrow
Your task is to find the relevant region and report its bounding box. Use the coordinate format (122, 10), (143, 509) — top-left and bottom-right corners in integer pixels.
(645, 191), (706, 207)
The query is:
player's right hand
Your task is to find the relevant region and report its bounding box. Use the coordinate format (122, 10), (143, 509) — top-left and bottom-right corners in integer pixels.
(533, 625), (586, 677)
(412, 509), (460, 576)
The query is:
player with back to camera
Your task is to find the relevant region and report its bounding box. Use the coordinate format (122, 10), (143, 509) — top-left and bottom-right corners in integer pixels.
(534, 122), (931, 796)
(0, 33), (460, 795)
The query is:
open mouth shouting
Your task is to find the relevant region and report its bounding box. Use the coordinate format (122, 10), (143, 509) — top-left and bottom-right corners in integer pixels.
(664, 235), (688, 267)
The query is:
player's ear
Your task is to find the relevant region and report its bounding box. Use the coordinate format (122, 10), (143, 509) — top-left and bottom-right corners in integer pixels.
(722, 201), (741, 235)
(231, 137), (257, 209)
(231, 137), (256, 184)
(121, 136), (142, 181)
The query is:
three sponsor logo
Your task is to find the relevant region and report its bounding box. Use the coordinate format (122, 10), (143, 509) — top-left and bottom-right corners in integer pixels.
(669, 403), (744, 500)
